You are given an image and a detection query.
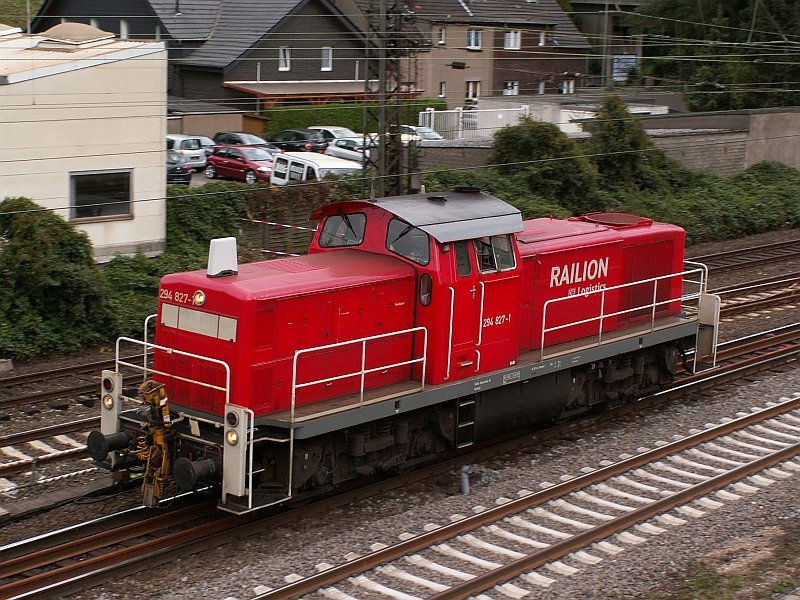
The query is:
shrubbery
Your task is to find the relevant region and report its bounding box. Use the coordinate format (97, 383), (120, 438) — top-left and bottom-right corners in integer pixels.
(0, 197), (115, 358)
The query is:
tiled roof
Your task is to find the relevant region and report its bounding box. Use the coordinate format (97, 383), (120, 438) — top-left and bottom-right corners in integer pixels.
(148, 0), (222, 40)
(145, 0), (307, 67)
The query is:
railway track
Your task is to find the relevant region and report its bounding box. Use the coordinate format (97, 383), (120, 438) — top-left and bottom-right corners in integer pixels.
(1, 328), (797, 599)
(259, 394), (799, 599)
(688, 238), (800, 272)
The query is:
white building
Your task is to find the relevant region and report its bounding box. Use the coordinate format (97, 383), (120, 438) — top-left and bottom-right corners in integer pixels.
(0, 22), (167, 262)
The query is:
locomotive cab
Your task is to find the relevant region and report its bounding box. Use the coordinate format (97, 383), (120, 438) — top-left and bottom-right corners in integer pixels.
(308, 189), (525, 383)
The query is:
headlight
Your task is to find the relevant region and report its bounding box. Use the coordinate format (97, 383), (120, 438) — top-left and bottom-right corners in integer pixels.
(226, 430), (239, 446)
(192, 290), (206, 306)
(102, 394), (114, 410)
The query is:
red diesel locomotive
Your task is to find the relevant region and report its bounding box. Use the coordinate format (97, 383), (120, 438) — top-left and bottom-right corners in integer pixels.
(88, 189), (720, 512)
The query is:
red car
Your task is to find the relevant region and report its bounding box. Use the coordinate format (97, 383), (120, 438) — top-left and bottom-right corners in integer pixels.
(205, 145), (274, 183)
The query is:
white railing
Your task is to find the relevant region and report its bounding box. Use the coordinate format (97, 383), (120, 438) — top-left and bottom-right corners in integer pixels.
(115, 336), (231, 406)
(290, 327), (428, 422)
(419, 106), (530, 140)
(540, 266), (707, 360)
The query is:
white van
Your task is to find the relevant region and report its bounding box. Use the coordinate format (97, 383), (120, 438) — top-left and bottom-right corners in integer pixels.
(270, 152), (362, 186)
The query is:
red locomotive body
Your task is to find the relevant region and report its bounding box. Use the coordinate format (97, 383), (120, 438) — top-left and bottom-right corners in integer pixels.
(89, 190), (718, 512)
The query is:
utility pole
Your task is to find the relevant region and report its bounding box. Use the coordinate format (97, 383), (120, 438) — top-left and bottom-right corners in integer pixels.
(363, 0), (407, 197)
(601, 0), (609, 87)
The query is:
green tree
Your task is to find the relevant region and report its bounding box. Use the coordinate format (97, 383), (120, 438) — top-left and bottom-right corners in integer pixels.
(633, 0), (800, 110)
(0, 197), (115, 358)
(488, 118), (603, 214)
(585, 94), (696, 193)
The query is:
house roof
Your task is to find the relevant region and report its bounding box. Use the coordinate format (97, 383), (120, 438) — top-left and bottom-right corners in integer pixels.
(148, 0), (224, 40)
(177, 0), (308, 68)
(0, 27), (164, 85)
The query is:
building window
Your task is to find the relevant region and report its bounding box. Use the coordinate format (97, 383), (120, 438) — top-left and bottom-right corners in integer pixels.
(71, 170), (131, 220)
(438, 81), (446, 97)
(502, 81), (519, 95)
(537, 81), (545, 95)
(538, 31), (546, 46)
(560, 79), (575, 94)
(279, 47), (290, 71)
(321, 47), (332, 71)
(466, 29), (482, 50)
(438, 26), (446, 44)
(466, 80), (481, 99)
(504, 30), (521, 50)
(120, 19), (129, 39)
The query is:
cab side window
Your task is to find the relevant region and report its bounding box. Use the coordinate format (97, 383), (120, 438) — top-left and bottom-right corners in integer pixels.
(473, 235), (516, 273)
(455, 240), (472, 276)
(319, 213), (366, 247)
(386, 218), (430, 266)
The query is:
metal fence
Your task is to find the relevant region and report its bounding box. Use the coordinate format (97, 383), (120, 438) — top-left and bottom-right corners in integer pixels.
(418, 105), (530, 140)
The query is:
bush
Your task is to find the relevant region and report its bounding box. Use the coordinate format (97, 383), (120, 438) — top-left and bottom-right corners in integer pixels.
(487, 118), (603, 215)
(0, 197), (115, 359)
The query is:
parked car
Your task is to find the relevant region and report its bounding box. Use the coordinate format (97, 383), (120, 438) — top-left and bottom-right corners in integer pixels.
(213, 131), (279, 155)
(270, 152), (362, 186)
(166, 134), (207, 171)
(270, 128), (328, 152)
(166, 150), (193, 185)
(324, 138), (371, 162)
(197, 135), (216, 158)
(401, 125), (444, 141)
(205, 146), (273, 184)
(307, 125), (361, 143)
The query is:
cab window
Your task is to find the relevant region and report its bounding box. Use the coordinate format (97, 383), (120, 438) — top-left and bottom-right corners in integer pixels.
(473, 235), (516, 273)
(319, 213), (366, 247)
(455, 240), (472, 276)
(386, 219), (430, 265)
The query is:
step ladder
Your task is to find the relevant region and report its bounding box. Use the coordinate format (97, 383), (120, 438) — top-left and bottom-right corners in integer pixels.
(455, 395), (476, 448)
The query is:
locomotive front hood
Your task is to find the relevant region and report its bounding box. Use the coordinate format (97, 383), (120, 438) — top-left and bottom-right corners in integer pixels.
(160, 249), (415, 302)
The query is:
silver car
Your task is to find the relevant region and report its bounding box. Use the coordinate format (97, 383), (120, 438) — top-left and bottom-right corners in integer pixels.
(166, 134), (207, 171)
(324, 138), (371, 162)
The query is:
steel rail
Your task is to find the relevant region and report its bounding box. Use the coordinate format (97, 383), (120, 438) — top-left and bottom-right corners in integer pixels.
(431, 441), (800, 599)
(254, 393), (800, 598)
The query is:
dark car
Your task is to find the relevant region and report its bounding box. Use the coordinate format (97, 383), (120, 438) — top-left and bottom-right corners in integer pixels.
(270, 128), (328, 153)
(205, 145), (274, 184)
(166, 151), (193, 185)
(213, 131), (279, 154)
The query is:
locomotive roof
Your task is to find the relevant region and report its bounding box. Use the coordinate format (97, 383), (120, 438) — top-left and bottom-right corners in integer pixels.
(368, 190), (523, 243)
(162, 249), (414, 300)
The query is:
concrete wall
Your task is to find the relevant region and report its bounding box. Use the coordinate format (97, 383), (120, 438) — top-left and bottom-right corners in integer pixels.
(0, 43), (167, 262)
(417, 108), (800, 178)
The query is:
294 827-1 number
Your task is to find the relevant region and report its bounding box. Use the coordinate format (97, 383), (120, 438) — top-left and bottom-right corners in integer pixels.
(159, 288), (190, 304)
(483, 313), (511, 328)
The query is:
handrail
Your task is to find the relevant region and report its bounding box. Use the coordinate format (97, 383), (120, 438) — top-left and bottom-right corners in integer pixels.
(291, 326), (428, 423)
(540, 266), (707, 359)
(115, 336), (232, 406)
